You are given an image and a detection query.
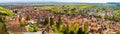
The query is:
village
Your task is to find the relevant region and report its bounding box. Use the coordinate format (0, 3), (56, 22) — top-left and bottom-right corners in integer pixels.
(4, 5), (120, 34)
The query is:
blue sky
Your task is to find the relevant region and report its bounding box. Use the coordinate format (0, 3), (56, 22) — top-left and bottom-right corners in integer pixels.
(0, 0), (120, 3)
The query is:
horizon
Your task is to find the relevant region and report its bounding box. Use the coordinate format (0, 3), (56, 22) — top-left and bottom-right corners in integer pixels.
(0, 0), (120, 3)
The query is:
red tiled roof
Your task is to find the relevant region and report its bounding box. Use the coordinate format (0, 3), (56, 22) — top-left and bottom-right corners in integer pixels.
(8, 20), (20, 25)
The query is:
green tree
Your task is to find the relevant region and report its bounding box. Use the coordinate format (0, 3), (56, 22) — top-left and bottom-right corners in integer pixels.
(114, 10), (120, 16)
(77, 28), (84, 34)
(50, 17), (54, 26)
(26, 15), (30, 20)
(63, 24), (70, 34)
(0, 7), (14, 16)
(56, 16), (62, 28)
(44, 17), (49, 26)
(72, 23), (79, 34)
(84, 21), (89, 34)
(0, 7), (14, 34)
(27, 26), (37, 32)
(13, 9), (18, 13)
(20, 19), (24, 27)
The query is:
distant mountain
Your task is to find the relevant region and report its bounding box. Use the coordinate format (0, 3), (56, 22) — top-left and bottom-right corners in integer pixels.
(107, 2), (120, 4)
(107, 2), (120, 7)
(2, 2), (120, 4)
(0, 2), (83, 4)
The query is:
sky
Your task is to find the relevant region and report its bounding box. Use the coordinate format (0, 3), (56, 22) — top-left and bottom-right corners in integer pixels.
(0, 0), (120, 3)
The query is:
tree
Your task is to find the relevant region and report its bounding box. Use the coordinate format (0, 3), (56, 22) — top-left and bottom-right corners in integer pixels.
(63, 24), (71, 34)
(84, 21), (89, 34)
(0, 7), (14, 16)
(114, 10), (120, 16)
(72, 23), (79, 34)
(27, 26), (37, 32)
(44, 17), (49, 26)
(50, 17), (54, 26)
(13, 9), (18, 13)
(77, 28), (84, 34)
(116, 30), (120, 34)
(20, 19), (24, 27)
(0, 7), (14, 34)
(26, 15), (30, 20)
(56, 16), (62, 28)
